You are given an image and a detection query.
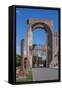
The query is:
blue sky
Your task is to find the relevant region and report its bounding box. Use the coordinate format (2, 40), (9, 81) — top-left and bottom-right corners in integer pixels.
(16, 7), (59, 55)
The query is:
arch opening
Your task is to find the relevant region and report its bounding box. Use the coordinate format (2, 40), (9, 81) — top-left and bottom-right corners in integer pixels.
(32, 28), (47, 68)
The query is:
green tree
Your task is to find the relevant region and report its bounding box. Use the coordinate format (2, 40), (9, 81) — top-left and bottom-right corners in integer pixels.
(16, 56), (20, 67)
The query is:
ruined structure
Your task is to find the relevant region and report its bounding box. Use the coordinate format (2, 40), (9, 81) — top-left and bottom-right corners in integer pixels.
(19, 18), (59, 69)
(50, 32), (59, 68)
(32, 44), (47, 68)
(18, 39), (25, 77)
(21, 39), (24, 70)
(26, 19), (53, 68)
(26, 18), (59, 68)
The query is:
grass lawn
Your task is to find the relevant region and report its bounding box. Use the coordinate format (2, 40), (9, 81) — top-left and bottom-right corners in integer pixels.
(16, 67), (32, 82)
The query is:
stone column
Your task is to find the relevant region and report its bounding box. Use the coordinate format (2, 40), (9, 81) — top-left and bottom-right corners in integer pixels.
(26, 26), (32, 68)
(46, 32), (49, 67)
(21, 39), (24, 70)
(18, 39), (25, 77)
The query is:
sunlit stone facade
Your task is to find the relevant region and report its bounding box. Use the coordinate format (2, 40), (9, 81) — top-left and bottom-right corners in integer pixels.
(26, 18), (59, 69)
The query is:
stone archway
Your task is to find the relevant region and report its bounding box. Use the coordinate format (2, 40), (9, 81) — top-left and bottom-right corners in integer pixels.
(26, 19), (53, 68)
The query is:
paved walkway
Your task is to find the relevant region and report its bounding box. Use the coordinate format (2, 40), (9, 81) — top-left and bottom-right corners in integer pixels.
(32, 68), (58, 81)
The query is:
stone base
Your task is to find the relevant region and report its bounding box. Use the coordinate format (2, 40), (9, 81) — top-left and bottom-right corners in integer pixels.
(18, 70), (26, 78)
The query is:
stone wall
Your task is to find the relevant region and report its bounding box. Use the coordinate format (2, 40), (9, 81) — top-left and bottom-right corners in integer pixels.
(50, 32), (59, 68)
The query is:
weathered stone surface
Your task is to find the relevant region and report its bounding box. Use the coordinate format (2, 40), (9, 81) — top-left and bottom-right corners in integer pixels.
(21, 39), (24, 70)
(26, 18), (59, 69)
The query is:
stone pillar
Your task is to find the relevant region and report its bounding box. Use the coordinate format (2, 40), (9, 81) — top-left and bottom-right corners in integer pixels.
(21, 39), (24, 70)
(18, 39), (25, 77)
(26, 26), (32, 68)
(50, 32), (59, 68)
(46, 22), (53, 67)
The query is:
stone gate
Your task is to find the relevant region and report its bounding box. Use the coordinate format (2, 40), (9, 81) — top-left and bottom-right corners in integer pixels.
(26, 18), (54, 68)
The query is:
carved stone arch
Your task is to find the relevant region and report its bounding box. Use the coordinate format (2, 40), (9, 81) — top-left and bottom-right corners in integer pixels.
(26, 19), (53, 68)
